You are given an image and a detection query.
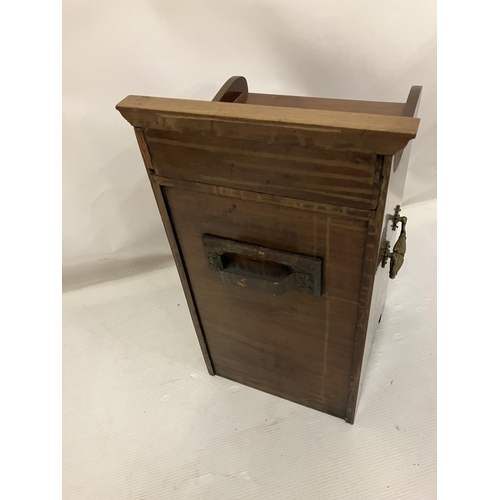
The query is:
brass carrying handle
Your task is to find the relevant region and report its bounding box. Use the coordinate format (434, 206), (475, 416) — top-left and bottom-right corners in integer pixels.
(381, 206), (407, 279)
(216, 263), (314, 296)
(202, 234), (322, 296)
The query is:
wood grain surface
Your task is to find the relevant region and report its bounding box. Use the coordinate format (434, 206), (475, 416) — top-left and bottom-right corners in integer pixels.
(116, 95), (419, 155)
(235, 92), (406, 116)
(164, 187), (369, 417)
(145, 126), (382, 210)
(133, 128), (215, 375)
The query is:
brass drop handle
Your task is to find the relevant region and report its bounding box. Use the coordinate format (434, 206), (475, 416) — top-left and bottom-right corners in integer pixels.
(381, 206), (407, 279)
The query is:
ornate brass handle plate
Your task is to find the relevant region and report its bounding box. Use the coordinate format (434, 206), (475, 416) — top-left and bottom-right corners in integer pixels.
(202, 234), (322, 296)
(381, 205), (407, 279)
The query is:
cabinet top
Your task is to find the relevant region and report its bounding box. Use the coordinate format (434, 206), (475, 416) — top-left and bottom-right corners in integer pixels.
(117, 91), (420, 155)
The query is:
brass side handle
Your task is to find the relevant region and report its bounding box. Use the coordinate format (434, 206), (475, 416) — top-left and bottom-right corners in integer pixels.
(202, 234), (322, 296)
(381, 206), (407, 279)
(218, 265), (314, 296)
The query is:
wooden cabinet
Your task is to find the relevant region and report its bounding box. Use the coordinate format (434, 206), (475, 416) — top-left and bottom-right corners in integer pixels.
(116, 76), (421, 423)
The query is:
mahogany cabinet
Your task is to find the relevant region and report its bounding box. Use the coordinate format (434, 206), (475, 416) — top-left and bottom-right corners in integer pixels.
(116, 76), (421, 423)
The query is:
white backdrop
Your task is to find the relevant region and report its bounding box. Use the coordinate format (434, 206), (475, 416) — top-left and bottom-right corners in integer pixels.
(63, 0), (436, 267)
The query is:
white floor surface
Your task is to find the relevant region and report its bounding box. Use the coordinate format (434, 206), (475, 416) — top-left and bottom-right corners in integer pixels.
(63, 199), (436, 499)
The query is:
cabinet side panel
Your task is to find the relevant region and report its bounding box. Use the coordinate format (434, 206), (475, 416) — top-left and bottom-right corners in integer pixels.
(346, 90), (421, 422)
(354, 142), (415, 410)
(345, 155), (392, 423)
(134, 128), (215, 374)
